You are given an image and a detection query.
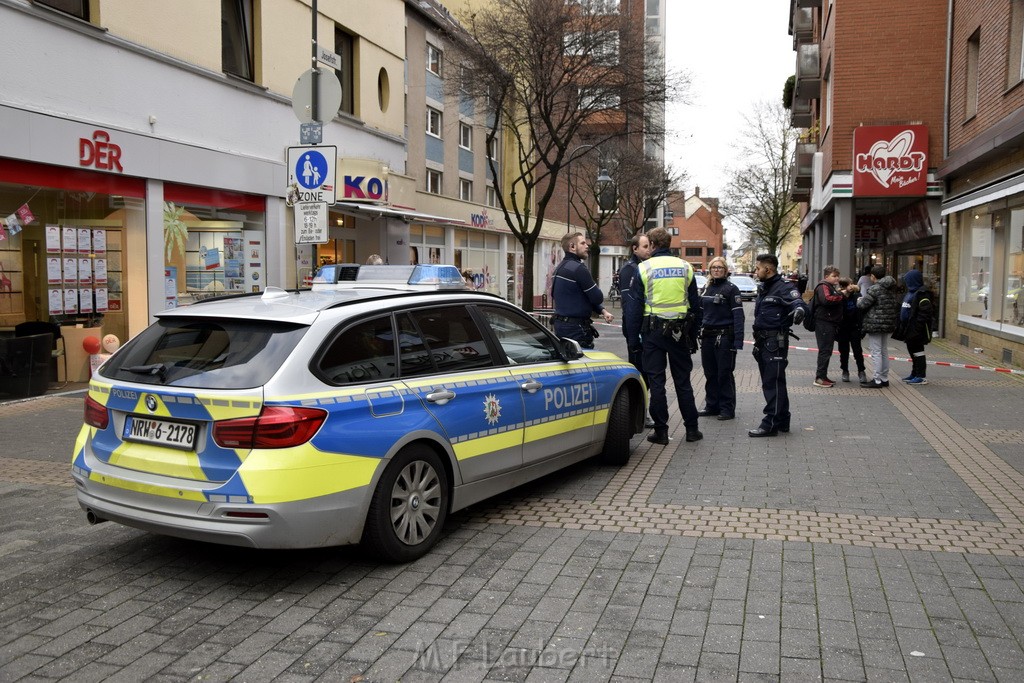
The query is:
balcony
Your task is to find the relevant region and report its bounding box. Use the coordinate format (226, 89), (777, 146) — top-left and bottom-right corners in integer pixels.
(791, 7), (813, 48)
(791, 98), (812, 128)
(794, 43), (820, 100)
(790, 163), (811, 202)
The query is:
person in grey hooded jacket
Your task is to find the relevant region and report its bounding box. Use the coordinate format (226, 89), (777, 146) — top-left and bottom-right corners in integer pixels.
(856, 264), (900, 387)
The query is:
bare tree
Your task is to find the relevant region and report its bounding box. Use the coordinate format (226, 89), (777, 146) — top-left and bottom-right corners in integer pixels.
(609, 143), (686, 240)
(458, 0), (677, 309)
(721, 100), (800, 257)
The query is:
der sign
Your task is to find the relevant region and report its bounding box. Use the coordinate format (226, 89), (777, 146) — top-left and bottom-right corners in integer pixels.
(287, 145), (337, 204)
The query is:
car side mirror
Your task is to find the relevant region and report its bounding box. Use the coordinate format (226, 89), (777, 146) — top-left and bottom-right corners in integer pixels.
(560, 338), (584, 360)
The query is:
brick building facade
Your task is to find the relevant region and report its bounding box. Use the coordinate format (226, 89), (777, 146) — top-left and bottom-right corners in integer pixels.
(666, 188), (723, 272)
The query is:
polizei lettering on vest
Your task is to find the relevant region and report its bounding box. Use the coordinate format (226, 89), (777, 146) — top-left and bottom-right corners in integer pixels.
(543, 384), (593, 412)
(650, 267), (685, 279)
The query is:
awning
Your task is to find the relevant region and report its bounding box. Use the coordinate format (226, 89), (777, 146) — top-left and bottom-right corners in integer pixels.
(333, 202), (470, 227)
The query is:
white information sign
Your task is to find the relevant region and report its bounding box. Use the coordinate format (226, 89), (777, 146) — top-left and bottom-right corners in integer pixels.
(293, 202), (329, 244)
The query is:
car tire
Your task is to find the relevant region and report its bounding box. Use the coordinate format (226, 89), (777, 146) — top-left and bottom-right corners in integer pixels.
(598, 390), (632, 466)
(363, 444), (449, 563)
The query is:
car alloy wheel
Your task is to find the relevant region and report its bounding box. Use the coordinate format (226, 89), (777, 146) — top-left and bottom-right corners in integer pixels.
(390, 459), (443, 546)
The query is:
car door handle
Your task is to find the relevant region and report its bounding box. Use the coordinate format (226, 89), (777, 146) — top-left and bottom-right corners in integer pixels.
(520, 380), (542, 394)
(425, 389), (456, 405)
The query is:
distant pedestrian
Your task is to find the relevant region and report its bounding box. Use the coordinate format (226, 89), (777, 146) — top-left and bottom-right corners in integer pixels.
(797, 270), (809, 295)
(836, 277), (866, 383)
(895, 269), (935, 385)
(697, 257), (744, 421)
(856, 265), (874, 293)
(366, 254), (384, 265)
(856, 264), (900, 388)
(811, 265), (846, 387)
(552, 232), (613, 349)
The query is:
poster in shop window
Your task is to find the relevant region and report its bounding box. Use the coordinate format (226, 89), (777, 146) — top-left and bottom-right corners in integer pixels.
(62, 257), (77, 285)
(48, 288), (63, 315)
(78, 258), (92, 285)
(79, 288), (93, 314)
(92, 229), (106, 255)
(62, 227), (76, 253)
(95, 287), (108, 313)
(93, 258), (107, 284)
(63, 288), (78, 314)
(47, 257), (62, 285)
(77, 228), (91, 254)
(46, 225), (60, 253)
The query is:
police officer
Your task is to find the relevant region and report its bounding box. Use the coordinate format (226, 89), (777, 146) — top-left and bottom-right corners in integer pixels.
(698, 256), (744, 421)
(749, 253), (807, 437)
(552, 232), (613, 348)
(627, 227), (702, 445)
(619, 232), (655, 429)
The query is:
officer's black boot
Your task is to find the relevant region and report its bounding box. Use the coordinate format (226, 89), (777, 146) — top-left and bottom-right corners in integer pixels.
(647, 429), (669, 445)
(685, 429), (703, 442)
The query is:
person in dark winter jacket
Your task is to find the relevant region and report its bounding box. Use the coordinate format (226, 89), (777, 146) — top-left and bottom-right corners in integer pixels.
(836, 277), (866, 383)
(697, 257), (744, 420)
(897, 269), (934, 385)
(811, 265), (846, 387)
(856, 265), (900, 388)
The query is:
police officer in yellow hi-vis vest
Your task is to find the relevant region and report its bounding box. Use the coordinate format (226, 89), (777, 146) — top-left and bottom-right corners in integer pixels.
(625, 227), (703, 445)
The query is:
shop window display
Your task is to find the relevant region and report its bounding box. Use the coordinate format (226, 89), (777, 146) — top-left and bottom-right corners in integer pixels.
(957, 206), (1024, 333)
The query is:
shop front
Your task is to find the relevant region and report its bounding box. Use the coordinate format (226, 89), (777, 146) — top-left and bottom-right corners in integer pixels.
(0, 106), (285, 382)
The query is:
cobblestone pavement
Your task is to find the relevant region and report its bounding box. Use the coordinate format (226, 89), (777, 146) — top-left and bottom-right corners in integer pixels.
(1, 306), (1023, 682)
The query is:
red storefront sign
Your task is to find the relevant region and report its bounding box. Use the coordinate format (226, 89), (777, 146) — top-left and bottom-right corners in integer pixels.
(852, 125), (928, 197)
(79, 130), (123, 172)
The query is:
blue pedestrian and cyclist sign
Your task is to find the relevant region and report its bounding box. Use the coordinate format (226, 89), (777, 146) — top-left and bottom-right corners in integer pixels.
(287, 145), (337, 204)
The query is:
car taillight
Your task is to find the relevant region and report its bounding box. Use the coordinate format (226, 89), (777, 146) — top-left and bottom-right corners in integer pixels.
(84, 395), (109, 429)
(213, 406), (327, 449)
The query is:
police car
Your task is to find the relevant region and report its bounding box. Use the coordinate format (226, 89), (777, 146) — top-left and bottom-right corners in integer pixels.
(72, 265), (646, 561)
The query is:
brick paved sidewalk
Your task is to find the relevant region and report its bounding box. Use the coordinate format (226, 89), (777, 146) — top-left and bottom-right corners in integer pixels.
(1, 309), (1023, 681)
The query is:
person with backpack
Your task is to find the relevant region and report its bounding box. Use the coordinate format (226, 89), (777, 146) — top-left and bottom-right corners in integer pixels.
(809, 266), (847, 387)
(894, 269), (934, 385)
(856, 264), (900, 388)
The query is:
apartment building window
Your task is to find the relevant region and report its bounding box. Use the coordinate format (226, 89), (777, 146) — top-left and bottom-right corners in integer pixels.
(824, 60), (833, 132)
(707, 248), (715, 257)
(966, 29), (980, 120)
(222, 0), (254, 81)
(427, 170), (443, 195)
(459, 123), (473, 150)
(579, 88), (620, 110)
(684, 247), (703, 257)
(335, 27), (355, 115)
(427, 107), (443, 138)
(1009, 0), (1024, 87)
(486, 185), (498, 207)
(594, 31), (620, 64)
(34, 0), (88, 20)
(581, 0), (619, 14)
(487, 136), (499, 161)
(460, 179), (473, 201)
(427, 43), (443, 77)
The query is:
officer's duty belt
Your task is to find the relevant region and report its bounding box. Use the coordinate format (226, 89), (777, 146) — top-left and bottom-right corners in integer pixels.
(753, 328), (784, 340)
(702, 325), (733, 334)
(552, 314), (591, 323)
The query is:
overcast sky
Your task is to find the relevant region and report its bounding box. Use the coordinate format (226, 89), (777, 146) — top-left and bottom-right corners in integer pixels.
(664, 0), (795, 216)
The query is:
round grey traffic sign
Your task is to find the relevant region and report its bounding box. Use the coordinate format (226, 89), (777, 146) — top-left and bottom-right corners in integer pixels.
(292, 68), (343, 123)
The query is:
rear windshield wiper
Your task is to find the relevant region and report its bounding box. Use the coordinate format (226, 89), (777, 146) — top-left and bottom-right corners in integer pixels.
(123, 363), (168, 383)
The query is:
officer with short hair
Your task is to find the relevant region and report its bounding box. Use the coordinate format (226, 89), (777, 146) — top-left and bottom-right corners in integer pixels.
(552, 232), (613, 348)
(619, 232), (655, 429)
(749, 253), (808, 437)
(627, 227), (703, 445)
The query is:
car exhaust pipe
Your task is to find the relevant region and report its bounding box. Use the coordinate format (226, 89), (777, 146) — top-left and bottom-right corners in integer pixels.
(85, 509), (108, 525)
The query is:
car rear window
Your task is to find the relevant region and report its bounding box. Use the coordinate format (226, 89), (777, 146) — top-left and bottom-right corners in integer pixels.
(101, 318), (308, 389)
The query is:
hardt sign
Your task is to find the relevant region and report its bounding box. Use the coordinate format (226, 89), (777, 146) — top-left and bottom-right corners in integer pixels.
(853, 125), (928, 197)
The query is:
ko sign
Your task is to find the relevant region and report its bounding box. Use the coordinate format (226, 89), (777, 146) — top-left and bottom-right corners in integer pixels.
(287, 145), (337, 204)
(853, 125), (928, 197)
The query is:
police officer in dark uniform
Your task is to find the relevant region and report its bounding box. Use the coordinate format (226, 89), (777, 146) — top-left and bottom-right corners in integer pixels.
(698, 256), (744, 421)
(619, 232), (655, 428)
(749, 253), (808, 437)
(626, 227), (702, 445)
(552, 232), (613, 348)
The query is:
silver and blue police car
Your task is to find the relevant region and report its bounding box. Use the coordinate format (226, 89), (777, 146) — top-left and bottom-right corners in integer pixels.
(72, 265), (646, 561)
